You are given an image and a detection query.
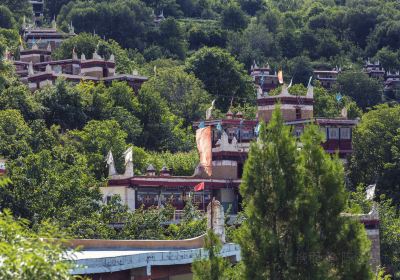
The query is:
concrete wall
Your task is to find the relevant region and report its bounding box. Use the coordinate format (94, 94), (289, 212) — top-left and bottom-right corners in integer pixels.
(21, 54), (40, 63)
(366, 229), (381, 271)
(81, 67), (103, 78)
(258, 105), (313, 122)
(39, 79), (53, 88)
(211, 161), (237, 179)
(100, 186), (135, 210)
(67, 235), (206, 250)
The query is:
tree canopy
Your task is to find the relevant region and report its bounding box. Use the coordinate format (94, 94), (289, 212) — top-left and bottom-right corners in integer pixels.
(238, 107), (371, 279)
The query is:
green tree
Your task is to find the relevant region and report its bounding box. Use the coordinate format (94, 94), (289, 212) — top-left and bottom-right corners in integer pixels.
(57, 0), (152, 49)
(70, 119), (128, 179)
(238, 0), (264, 16)
(227, 22), (277, 68)
(0, 210), (77, 280)
(141, 66), (211, 126)
(337, 71), (382, 110)
(349, 104), (400, 206)
(366, 20), (400, 55)
(0, 78), (42, 120)
(120, 206), (167, 239)
(221, 3), (248, 31)
(192, 229), (230, 280)
(67, 195), (128, 239)
(35, 79), (87, 130)
(186, 47), (253, 111)
(237, 107), (371, 279)
(157, 18), (187, 59)
(0, 5), (15, 29)
(0, 109), (32, 159)
(44, 0), (71, 19)
(138, 84), (193, 151)
(375, 47), (400, 72)
(1, 0), (31, 18)
(378, 196), (400, 278)
(1, 146), (101, 227)
(188, 27), (227, 50)
(287, 56), (313, 86)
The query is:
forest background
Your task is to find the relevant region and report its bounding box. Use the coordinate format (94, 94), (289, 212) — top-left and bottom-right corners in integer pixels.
(0, 0), (400, 278)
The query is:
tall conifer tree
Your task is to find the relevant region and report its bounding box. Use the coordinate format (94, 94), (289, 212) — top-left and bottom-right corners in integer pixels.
(238, 106), (372, 279)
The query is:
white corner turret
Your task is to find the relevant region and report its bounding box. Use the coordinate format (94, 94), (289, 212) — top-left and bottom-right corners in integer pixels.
(106, 150), (117, 177)
(123, 147), (134, 177)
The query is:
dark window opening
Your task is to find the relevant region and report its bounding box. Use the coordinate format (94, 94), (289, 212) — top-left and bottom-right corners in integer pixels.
(237, 162), (244, 179)
(296, 108), (301, 120)
(103, 67), (109, 78)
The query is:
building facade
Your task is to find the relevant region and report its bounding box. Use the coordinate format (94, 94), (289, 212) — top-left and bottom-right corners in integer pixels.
(313, 67), (341, 89)
(9, 26), (148, 92)
(250, 61), (279, 94)
(103, 83), (358, 215)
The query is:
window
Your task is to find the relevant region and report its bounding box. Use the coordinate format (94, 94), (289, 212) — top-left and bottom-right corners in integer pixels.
(106, 195), (112, 204)
(340, 127), (351, 139)
(328, 127), (339, 139)
(295, 108), (301, 119)
(237, 163), (244, 178)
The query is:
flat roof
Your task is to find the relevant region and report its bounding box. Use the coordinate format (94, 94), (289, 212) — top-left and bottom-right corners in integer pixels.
(68, 243), (240, 275)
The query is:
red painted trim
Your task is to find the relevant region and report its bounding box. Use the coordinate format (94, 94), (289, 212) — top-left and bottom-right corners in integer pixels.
(108, 177), (240, 189)
(257, 97), (314, 106)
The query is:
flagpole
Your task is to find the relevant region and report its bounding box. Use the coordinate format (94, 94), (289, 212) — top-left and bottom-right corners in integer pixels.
(202, 184), (205, 212)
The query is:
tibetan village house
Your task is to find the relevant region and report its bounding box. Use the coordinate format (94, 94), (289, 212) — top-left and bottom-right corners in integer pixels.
(313, 67), (341, 89)
(102, 83), (358, 216)
(8, 24), (147, 92)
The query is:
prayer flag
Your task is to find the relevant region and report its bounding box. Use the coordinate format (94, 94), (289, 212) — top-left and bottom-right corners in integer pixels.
(288, 78), (293, 88)
(255, 123), (261, 136)
(199, 121), (205, 128)
(307, 76), (313, 88)
(336, 92), (343, 102)
(278, 70), (283, 84)
(194, 182), (205, 192)
(196, 126), (212, 176)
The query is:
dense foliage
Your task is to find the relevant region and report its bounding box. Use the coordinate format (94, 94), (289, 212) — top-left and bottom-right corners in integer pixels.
(2, 0), (400, 277)
(0, 208), (76, 280)
(350, 104), (400, 206)
(238, 107), (371, 279)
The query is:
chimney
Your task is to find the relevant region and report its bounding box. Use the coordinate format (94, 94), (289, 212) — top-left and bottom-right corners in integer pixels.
(235, 111), (243, 119)
(226, 110), (234, 119)
(160, 166), (170, 176)
(146, 164), (156, 176)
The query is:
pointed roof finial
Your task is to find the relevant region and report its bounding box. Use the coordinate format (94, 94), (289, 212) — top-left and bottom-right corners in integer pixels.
(52, 15), (57, 29)
(31, 37), (38, 50)
(47, 42), (52, 52)
(28, 61), (34, 75)
(45, 64), (52, 73)
(106, 150), (117, 176)
(72, 47), (78, 60)
(69, 22), (75, 34)
(253, 60), (258, 69)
